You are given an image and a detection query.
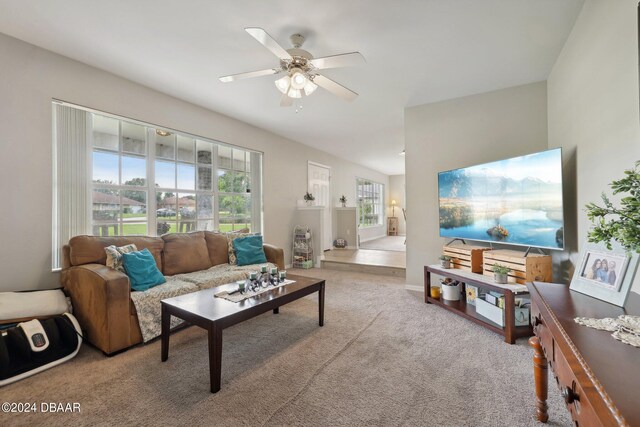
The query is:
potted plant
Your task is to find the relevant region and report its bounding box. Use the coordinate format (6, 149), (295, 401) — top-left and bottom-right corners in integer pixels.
(585, 160), (640, 254)
(439, 255), (452, 269)
(492, 263), (511, 284)
(339, 195), (347, 207)
(304, 191), (315, 206)
(440, 278), (460, 301)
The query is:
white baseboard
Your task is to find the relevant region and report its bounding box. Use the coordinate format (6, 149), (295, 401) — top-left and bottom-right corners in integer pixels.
(405, 284), (423, 292)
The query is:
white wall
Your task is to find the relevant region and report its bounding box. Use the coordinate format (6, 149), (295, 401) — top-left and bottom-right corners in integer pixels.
(404, 82), (548, 286)
(0, 33), (387, 291)
(547, 0), (640, 292)
(388, 175), (406, 235)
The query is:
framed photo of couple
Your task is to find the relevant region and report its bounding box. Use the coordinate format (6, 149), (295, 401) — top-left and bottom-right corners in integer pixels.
(570, 240), (640, 307)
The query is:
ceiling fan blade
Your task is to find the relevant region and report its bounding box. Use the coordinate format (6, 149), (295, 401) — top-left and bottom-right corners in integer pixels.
(219, 68), (281, 83)
(245, 27), (292, 60)
(313, 74), (358, 102)
(309, 52), (366, 70)
(280, 94), (293, 107)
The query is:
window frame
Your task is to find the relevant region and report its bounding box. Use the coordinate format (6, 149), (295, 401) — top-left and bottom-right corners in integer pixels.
(87, 109), (262, 237)
(356, 177), (385, 228)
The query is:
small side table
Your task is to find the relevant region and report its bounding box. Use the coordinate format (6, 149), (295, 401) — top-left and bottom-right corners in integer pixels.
(387, 217), (398, 236)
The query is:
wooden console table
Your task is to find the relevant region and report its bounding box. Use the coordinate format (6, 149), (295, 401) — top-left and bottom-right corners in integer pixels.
(424, 265), (533, 344)
(528, 282), (640, 426)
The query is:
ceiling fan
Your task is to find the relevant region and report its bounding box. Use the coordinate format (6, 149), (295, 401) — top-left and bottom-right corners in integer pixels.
(219, 28), (365, 106)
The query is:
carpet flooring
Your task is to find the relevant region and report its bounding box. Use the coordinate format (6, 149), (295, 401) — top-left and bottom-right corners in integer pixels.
(359, 236), (406, 252)
(3, 269), (570, 427)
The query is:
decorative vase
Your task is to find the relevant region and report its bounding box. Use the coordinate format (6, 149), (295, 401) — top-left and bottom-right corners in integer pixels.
(305, 199), (313, 206)
(441, 283), (460, 301)
(440, 260), (451, 269)
(494, 273), (508, 284)
(341, 202), (346, 207)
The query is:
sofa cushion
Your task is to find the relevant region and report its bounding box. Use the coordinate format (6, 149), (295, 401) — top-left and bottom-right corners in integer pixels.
(234, 235), (267, 266)
(225, 231), (255, 265)
(123, 249), (167, 292)
(68, 235), (164, 270)
(161, 231), (212, 276)
(105, 244), (138, 272)
(204, 231), (230, 266)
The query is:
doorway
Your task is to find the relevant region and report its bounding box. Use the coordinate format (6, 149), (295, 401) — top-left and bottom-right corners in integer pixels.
(308, 162), (332, 252)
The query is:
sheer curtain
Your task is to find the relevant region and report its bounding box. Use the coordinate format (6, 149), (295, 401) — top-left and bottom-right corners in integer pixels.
(52, 103), (91, 269)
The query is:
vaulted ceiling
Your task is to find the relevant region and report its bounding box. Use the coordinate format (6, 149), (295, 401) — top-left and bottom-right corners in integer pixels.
(0, 0), (584, 175)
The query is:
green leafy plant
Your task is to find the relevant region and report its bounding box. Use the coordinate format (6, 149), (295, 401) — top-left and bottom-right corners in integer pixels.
(339, 195), (347, 204)
(585, 160), (640, 253)
(439, 255), (452, 261)
(304, 191), (315, 201)
(492, 263), (511, 275)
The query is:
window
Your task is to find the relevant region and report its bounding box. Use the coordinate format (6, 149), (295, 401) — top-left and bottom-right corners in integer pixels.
(89, 113), (261, 237)
(356, 178), (384, 227)
(92, 117), (149, 236)
(53, 101), (263, 268)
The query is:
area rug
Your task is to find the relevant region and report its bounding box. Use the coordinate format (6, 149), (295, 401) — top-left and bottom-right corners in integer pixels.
(3, 269), (570, 426)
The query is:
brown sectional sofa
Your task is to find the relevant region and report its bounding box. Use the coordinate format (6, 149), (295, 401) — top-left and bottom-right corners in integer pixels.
(61, 231), (284, 355)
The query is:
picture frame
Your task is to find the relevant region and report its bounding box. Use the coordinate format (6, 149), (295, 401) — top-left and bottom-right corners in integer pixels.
(570, 240), (640, 307)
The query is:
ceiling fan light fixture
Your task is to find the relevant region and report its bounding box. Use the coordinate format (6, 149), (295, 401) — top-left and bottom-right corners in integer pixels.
(303, 80), (318, 96)
(275, 75), (290, 94)
(287, 87), (302, 99)
(290, 70), (307, 90)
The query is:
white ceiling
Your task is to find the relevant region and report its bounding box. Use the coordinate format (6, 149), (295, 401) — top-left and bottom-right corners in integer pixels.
(0, 0), (584, 175)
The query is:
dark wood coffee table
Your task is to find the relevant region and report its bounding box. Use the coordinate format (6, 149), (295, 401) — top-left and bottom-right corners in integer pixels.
(160, 274), (325, 393)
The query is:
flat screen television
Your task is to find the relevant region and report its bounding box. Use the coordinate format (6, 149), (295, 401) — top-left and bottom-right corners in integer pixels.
(438, 148), (564, 250)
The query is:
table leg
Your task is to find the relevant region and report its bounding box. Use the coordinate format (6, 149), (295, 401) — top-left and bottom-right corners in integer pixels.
(529, 336), (549, 423)
(318, 283), (325, 327)
(273, 307), (279, 314)
(208, 324), (222, 393)
(161, 303), (170, 362)
(424, 268), (431, 304)
(504, 290), (515, 344)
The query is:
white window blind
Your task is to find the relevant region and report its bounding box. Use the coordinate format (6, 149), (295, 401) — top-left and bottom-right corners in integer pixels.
(52, 104), (92, 269)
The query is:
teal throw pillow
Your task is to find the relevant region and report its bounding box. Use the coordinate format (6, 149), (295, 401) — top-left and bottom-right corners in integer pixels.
(122, 248), (166, 291)
(233, 235), (267, 266)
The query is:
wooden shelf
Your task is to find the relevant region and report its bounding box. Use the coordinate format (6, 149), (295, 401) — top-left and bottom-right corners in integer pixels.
(427, 295), (503, 334)
(424, 265), (533, 344)
(426, 264), (528, 294)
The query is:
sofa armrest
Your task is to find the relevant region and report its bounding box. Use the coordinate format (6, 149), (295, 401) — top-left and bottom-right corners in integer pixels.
(263, 244), (285, 270)
(61, 264), (132, 354)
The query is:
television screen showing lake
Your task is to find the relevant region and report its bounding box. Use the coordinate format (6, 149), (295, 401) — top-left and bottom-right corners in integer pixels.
(438, 149), (564, 249)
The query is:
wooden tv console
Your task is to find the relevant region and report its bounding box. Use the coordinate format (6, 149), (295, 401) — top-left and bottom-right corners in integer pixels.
(424, 265), (533, 344)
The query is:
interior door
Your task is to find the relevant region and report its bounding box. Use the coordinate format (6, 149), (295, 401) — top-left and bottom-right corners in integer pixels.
(308, 162), (332, 251)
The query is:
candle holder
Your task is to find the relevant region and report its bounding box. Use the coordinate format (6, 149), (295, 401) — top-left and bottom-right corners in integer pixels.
(279, 271), (286, 283)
